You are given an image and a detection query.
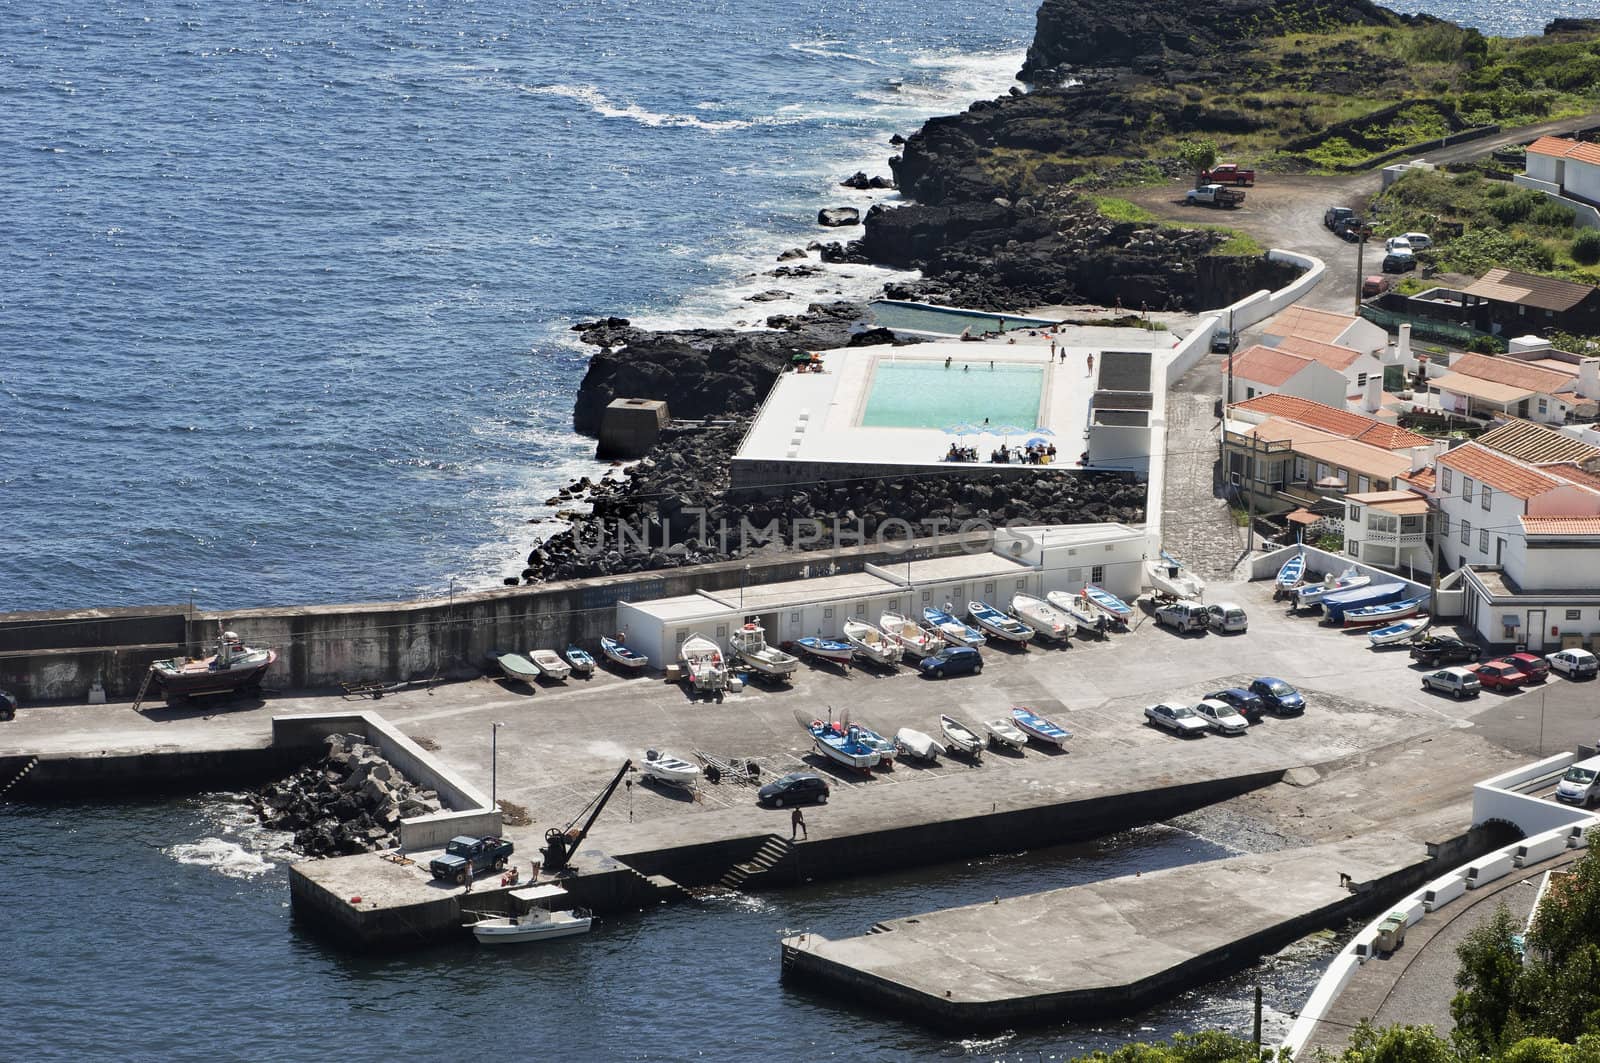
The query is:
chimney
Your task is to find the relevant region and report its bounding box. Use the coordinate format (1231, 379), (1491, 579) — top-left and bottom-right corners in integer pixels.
(1396, 324), (1412, 368)
(1581, 358), (1600, 401)
(1363, 373), (1383, 414)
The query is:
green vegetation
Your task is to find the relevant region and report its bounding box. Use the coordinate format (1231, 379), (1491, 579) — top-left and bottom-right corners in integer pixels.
(1086, 196), (1263, 260)
(1551, 330), (1600, 356)
(1091, 196), (1159, 224)
(1177, 138), (1219, 184)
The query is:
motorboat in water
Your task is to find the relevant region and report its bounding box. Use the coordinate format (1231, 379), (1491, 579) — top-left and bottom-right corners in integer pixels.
(641, 748), (702, 788)
(487, 650), (540, 684)
(893, 727), (945, 763)
(728, 621), (799, 680)
(600, 636), (650, 672)
(981, 716), (1028, 750)
(470, 884), (591, 945)
(1148, 550), (1205, 599)
(1368, 617), (1429, 646)
(1011, 706), (1072, 749)
(1011, 594), (1074, 641)
(922, 606), (987, 648)
(1345, 596), (1429, 628)
(806, 719), (880, 770)
(842, 619), (904, 667)
(680, 633), (727, 693)
(1296, 567), (1370, 608)
(1275, 552), (1306, 593)
(1080, 585), (1134, 626)
(879, 611), (944, 658)
(938, 714), (984, 760)
(529, 649), (571, 681)
(794, 636), (855, 665)
(563, 645), (596, 676)
(967, 601), (1033, 643)
(1047, 591), (1105, 636)
(149, 630), (277, 703)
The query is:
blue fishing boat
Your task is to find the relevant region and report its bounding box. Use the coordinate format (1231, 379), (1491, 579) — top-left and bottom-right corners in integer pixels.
(967, 600), (1033, 643)
(600, 636), (649, 672)
(923, 606), (987, 648)
(1080, 585), (1134, 626)
(806, 719), (880, 770)
(1275, 552), (1305, 591)
(1344, 596), (1428, 628)
(1011, 706), (1072, 749)
(850, 723), (897, 765)
(1321, 582), (1408, 624)
(563, 645), (596, 676)
(794, 636), (854, 664)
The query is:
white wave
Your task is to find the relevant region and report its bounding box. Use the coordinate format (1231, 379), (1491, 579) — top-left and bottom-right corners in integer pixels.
(520, 82), (755, 131)
(789, 40), (884, 66)
(165, 836), (280, 879)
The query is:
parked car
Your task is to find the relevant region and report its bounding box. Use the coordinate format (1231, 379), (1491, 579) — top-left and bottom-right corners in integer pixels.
(917, 645), (983, 678)
(1186, 184), (1245, 209)
(757, 772), (829, 807)
(1339, 222), (1368, 243)
(1193, 698), (1250, 735)
(1362, 274), (1394, 298)
(1324, 206), (1357, 231)
(1382, 252), (1418, 274)
(1555, 756), (1600, 806)
(1155, 600), (1208, 633)
(1384, 236), (1413, 255)
(1401, 231), (1433, 250)
(1144, 702), (1209, 737)
(1422, 666), (1482, 699)
(1248, 677), (1306, 715)
(1505, 652), (1550, 684)
(1210, 325), (1238, 354)
(1472, 659), (1529, 692)
(1205, 602), (1249, 634)
(1410, 635), (1482, 667)
(1548, 647), (1599, 679)
(1205, 687), (1265, 723)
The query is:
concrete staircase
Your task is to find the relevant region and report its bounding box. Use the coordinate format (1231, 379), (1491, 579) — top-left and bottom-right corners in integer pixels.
(718, 834), (796, 891)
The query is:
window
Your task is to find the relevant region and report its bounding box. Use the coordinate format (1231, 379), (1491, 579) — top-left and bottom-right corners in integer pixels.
(1439, 513), (1450, 538)
(1246, 386), (1257, 399)
(1481, 485), (1492, 511)
(921, 591), (931, 603)
(1479, 529), (1488, 553)
(1015, 578), (1027, 590)
(1538, 398), (1548, 415)
(1357, 372), (1368, 387)
(983, 581), (995, 595)
(1460, 518), (1471, 545)
(717, 624), (730, 639)
(1091, 565), (1104, 583)
(788, 612), (799, 625)
(1348, 541), (1360, 558)
(1568, 609), (1582, 621)
(855, 602), (866, 616)
(1349, 505), (1363, 524)
(1442, 467), (1453, 492)
(1462, 477), (1474, 502)
(823, 606), (834, 620)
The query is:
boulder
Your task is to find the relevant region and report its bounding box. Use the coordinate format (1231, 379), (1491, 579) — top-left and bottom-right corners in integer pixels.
(817, 207), (861, 227)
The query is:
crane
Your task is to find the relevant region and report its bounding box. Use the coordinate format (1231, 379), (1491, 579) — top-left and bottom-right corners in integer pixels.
(541, 758), (632, 873)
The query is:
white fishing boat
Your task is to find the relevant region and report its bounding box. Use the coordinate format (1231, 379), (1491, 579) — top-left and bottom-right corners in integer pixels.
(529, 649), (571, 681)
(1275, 552), (1306, 593)
(1080, 585), (1134, 626)
(1147, 550), (1205, 599)
(879, 611), (944, 658)
(1295, 568), (1369, 607)
(487, 650), (540, 684)
(806, 719), (879, 770)
(600, 636), (650, 671)
(641, 748), (701, 788)
(728, 621), (799, 680)
(967, 601), (1033, 643)
(922, 606), (987, 648)
(842, 619), (904, 666)
(893, 727), (945, 763)
(1344, 596), (1429, 628)
(679, 633), (727, 693)
(1011, 593), (1074, 641)
(470, 884), (591, 945)
(1368, 617), (1429, 647)
(938, 714), (985, 759)
(1047, 591), (1105, 635)
(563, 645), (596, 676)
(981, 716), (1028, 750)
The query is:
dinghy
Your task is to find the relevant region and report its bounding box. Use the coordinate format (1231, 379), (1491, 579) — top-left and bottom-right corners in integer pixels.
(938, 714), (985, 760)
(922, 606), (987, 648)
(806, 719), (880, 770)
(842, 619), (904, 667)
(563, 645), (596, 676)
(680, 633), (727, 693)
(967, 601), (1033, 643)
(1148, 550), (1205, 599)
(1011, 594), (1075, 641)
(1368, 617), (1429, 646)
(981, 716), (1028, 750)
(879, 611), (944, 658)
(794, 636), (854, 665)
(1011, 706), (1072, 749)
(1296, 567), (1369, 607)
(1344, 596), (1428, 628)
(1081, 585), (1134, 626)
(728, 621), (799, 680)
(488, 650), (540, 684)
(894, 728), (945, 763)
(1047, 591), (1105, 635)
(641, 748), (701, 788)
(600, 636), (649, 672)
(1275, 552), (1306, 593)
(529, 649), (571, 681)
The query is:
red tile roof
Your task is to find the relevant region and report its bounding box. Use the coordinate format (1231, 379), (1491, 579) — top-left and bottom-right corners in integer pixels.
(1450, 353), (1576, 395)
(1528, 136), (1600, 167)
(1228, 393), (1430, 450)
(1404, 467), (1436, 491)
(1521, 516), (1600, 536)
(1274, 335), (1366, 372)
(1223, 345), (1319, 387)
(1541, 463), (1600, 492)
(1261, 305), (1361, 345)
(1438, 443), (1563, 500)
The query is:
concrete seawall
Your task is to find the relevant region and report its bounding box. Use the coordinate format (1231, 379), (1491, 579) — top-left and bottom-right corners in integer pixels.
(0, 744), (317, 800)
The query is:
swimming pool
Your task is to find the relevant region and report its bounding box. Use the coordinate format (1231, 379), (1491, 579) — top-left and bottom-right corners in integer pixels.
(868, 300), (1056, 336)
(860, 360), (1045, 429)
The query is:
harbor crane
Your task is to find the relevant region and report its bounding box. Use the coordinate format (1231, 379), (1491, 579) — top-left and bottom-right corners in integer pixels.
(541, 758), (632, 873)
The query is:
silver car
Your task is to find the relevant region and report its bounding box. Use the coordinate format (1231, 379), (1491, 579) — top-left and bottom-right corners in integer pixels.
(1192, 698), (1250, 735)
(1144, 702), (1209, 737)
(1422, 666), (1481, 699)
(1205, 603), (1248, 634)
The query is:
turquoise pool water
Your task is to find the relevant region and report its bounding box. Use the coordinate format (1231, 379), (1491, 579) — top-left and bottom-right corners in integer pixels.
(860, 361), (1045, 429)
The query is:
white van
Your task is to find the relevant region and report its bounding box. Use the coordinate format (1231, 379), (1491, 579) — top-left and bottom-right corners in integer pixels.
(1556, 756), (1600, 807)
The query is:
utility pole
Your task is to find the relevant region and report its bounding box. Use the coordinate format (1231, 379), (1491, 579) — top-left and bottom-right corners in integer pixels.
(1354, 228), (1368, 315)
(1253, 984), (1264, 1052)
(1245, 430), (1259, 554)
(1429, 494), (1443, 606)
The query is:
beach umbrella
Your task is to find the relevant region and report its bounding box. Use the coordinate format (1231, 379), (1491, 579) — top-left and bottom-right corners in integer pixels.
(1025, 436), (1050, 449)
(945, 423), (984, 437)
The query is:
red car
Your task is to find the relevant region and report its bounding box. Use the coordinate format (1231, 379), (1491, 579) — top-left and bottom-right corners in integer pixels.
(1472, 659), (1530, 692)
(1506, 652), (1550, 683)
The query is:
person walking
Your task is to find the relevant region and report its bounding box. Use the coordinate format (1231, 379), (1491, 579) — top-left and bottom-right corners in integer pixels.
(1086, 352), (1095, 376)
(791, 807), (807, 840)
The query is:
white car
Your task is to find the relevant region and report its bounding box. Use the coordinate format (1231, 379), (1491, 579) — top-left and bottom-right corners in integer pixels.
(1192, 698), (1250, 735)
(1144, 702), (1209, 737)
(1401, 231), (1432, 251)
(1385, 236), (1413, 255)
(1547, 647), (1598, 679)
(1205, 602), (1248, 634)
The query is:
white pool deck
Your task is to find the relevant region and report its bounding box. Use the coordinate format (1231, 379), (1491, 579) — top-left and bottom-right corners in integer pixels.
(736, 327), (1178, 471)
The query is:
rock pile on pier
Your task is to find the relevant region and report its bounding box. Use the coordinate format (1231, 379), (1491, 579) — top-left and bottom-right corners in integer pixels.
(251, 734), (442, 856)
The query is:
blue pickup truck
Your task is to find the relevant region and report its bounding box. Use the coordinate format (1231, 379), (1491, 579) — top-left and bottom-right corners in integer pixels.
(429, 835), (514, 884)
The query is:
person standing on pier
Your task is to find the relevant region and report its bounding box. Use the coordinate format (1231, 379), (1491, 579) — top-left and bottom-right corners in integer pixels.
(791, 807), (807, 841)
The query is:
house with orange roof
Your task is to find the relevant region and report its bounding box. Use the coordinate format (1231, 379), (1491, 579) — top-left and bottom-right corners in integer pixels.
(1341, 489), (1432, 575)
(1432, 351), (1586, 424)
(1222, 344), (1347, 407)
(1259, 305), (1389, 359)
(1273, 334), (1394, 412)
(1522, 136), (1600, 217)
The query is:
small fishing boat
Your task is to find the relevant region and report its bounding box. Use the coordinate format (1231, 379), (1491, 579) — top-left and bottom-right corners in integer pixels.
(1011, 706), (1072, 749)
(529, 649), (571, 681)
(1148, 550), (1205, 599)
(879, 611), (944, 658)
(1275, 552), (1306, 593)
(938, 714), (985, 760)
(894, 727), (945, 763)
(728, 621), (799, 680)
(641, 748), (701, 788)
(1296, 567), (1370, 608)
(981, 716), (1028, 750)
(1081, 585), (1134, 626)
(806, 719), (879, 770)
(1011, 594), (1074, 641)
(1344, 596), (1428, 628)
(563, 645), (596, 676)
(488, 649), (540, 684)
(794, 636), (855, 665)
(149, 630), (277, 703)
(842, 619), (904, 667)
(1368, 617), (1429, 646)
(1047, 591), (1105, 635)
(967, 600), (1033, 643)
(680, 633), (727, 693)
(600, 636), (649, 672)
(922, 606), (987, 648)
(470, 884), (591, 945)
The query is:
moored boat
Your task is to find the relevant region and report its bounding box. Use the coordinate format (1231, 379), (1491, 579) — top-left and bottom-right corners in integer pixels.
(842, 619), (904, 667)
(806, 718), (879, 769)
(150, 630), (277, 703)
(1011, 706), (1072, 749)
(938, 714), (985, 760)
(1368, 617), (1429, 646)
(794, 636), (855, 665)
(1011, 594), (1075, 641)
(728, 621), (799, 680)
(529, 649), (572, 681)
(487, 649), (540, 684)
(1296, 567), (1369, 608)
(967, 600), (1033, 643)
(680, 633), (727, 693)
(1148, 550), (1205, 600)
(641, 748), (701, 788)
(470, 884), (591, 945)
(1081, 585), (1134, 625)
(922, 606), (987, 648)
(894, 727), (945, 763)
(981, 716), (1028, 749)
(563, 645), (596, 676)
(879, 611), (944, 658)
(600, 636), (650, 672)
(1345, 596), (1428, 628)
(1047, 591), (1105, 635)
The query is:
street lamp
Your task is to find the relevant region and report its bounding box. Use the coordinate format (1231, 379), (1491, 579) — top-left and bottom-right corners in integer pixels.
(491, 720), (506, 810)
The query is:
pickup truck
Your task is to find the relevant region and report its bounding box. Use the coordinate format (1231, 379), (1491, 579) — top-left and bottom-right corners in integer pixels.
(1201, 164), (1255, 187)
(1186, 184), (1245, 209)
(430, 835), (515, 883)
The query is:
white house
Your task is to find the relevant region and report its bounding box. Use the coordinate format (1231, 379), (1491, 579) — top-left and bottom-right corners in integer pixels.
(1260, 305), (1390, 360)
(1431, 353), (1582, 424)
(1343, 490), (1432, 576)
(1523, 136), (1600, 211)
(1223, 344), (1347, 407)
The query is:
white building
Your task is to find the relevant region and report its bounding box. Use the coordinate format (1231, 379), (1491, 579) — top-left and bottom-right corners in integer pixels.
(1260, 305), (1390, 360)
(1431, 352), (1584, 424)
(1223, 344), (1347, 407)
(1342, 490), (1432, 576)
(1521, 136), (1600, 225)
(1273, 334), (1390, 408)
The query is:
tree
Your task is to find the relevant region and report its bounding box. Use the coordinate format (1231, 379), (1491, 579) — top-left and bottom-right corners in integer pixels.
(1342, 1021), (1457, 1063)
(1178, 138), (1219, 188)
(1453, 904), (1526, 1055)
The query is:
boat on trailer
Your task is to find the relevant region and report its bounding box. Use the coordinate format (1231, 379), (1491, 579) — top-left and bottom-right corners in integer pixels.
(981, 716), (1028, 750)
(922, 606), (987, 648)
(1011, 594), (1075, 641)
(1275, 552), (1306, 594)
(1047, 591), (1106, 635)
(1148, 551), (1205, 600)
(1080, 585), (1134, 626)
(728, 621), (799, 680)
(842, 619), (904, 667)
(600, 636), (649, 672)
(1368, 617), (1429, 646)
(641, 749), (701, 788)
(794, 636), (855, 665)
(938, 714), (985, 760)
(150, 630), (277, 703)
(894, 728), (945, 763)
(879, 611), (944, 658)
(806, 719), (879, 770)
(1296, 567), (1369, 608)
(680, 633), (727, 693)
(967, 601), (1033, 643)
(1011, 706), (1072, 749)
(1345, 596), (1429, 628)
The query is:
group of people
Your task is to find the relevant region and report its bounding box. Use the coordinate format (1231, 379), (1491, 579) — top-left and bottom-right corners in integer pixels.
(991, 442), (1056, 465)
(944, 444), (982, 463)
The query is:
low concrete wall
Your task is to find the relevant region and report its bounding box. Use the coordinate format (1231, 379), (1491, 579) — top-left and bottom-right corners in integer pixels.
(1473, 752), (1595, 837)
(1250, 544), (1438, 608)
(1512, 176), (1600, 231)
(6, 745), (316, 800)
